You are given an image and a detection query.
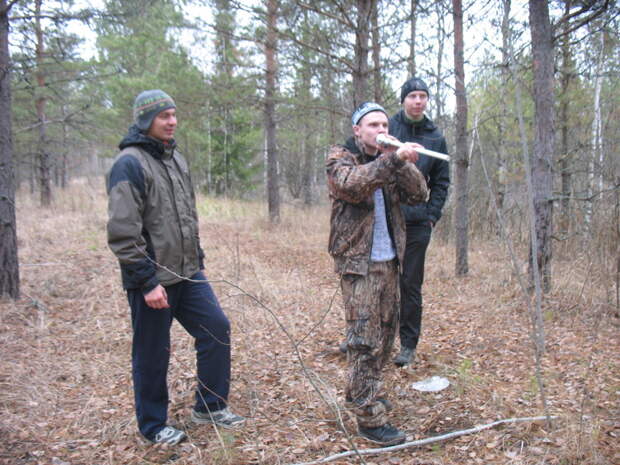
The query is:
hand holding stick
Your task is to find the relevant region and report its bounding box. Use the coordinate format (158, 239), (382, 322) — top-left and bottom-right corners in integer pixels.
(376, 134), (450, 162)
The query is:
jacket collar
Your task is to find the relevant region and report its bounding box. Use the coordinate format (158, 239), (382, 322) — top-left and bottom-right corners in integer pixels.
(119, 124), (177, 160)
(396, 110), (436, 131)
(343, 136), (382, 163)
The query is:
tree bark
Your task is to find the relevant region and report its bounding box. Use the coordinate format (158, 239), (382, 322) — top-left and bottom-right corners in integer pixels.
(408, 0), (417, 77)
(497, 0), (511, 215)
(265, 0), (280, 223)
(453, 0), (468, 276)
(529, 0), (555, 293)
(433, 0), (446, 122)
(0, 0), (20, 299)
(371, 2), (381, 103)
(352, 0), (373, 107)
(35, 0), (52, 206)
(558, 0), (573, 237)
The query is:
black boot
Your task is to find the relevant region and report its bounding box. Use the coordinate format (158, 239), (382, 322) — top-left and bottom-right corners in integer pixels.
(393, 347), (415, 367)
(358, 423), (406, 446)
(338, 340), (347, 354)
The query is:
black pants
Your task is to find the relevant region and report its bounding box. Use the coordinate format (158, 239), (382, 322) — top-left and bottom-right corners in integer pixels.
(127, 271), (231, 440)
(399, 224), (432, 350)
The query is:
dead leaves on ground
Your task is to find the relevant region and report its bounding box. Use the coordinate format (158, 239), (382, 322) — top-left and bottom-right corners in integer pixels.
(1, 188), (618, 465)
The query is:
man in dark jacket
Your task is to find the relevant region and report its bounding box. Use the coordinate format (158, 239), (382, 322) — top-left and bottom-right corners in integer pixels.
(106, 90), (244, 445)
(327, 102), (428, 445)
(389, 78), (450, 367)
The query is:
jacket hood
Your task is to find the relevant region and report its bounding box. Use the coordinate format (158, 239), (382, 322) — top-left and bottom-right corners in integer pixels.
(118, 124), (176, 159)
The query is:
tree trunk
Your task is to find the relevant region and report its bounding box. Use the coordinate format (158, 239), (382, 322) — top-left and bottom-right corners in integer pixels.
(433, 0), (446, 122)
(35, 0), (52, 206)
(408, 0), (417, 77)
(265, 0), (280, 223)
(558, 0), (573, 237)
(453, 0), (468, 276)
(0, 0), (20, 299)
(352, 0), (373, 107)
(529, 0), (555, 293)
(371, 2), (381, 103)
(497, 0), (511, 216)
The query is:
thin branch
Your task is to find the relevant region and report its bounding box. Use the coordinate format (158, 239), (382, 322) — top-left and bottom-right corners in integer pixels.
(553, 0), (610, 32)
(296, 1), (354, 29)
(287, 416), (558, 465)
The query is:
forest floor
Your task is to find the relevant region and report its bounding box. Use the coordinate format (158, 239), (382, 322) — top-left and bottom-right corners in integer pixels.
(1, 181), (618, 465)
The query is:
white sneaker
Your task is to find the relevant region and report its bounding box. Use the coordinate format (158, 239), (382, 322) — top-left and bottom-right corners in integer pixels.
(191, 407), (245, 428)
(151, 426), (187, 445)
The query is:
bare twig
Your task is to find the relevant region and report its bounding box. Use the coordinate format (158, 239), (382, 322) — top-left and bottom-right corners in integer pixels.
(286, 416), (558, 465)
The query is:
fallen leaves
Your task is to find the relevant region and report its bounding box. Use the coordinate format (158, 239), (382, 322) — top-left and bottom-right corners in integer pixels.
(0, 187), (618, 465)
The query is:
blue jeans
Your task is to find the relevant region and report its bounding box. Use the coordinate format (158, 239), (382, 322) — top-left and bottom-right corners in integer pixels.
(127, 271), (231, 440)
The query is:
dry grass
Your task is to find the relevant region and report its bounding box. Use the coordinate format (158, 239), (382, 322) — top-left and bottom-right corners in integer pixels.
(1, 180), (618, 465)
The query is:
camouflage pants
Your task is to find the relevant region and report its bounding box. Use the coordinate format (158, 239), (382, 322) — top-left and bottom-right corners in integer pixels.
(341, 259), (399, 428)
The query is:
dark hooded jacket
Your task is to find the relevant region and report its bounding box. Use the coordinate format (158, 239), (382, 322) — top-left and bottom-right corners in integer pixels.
(106, 125), (204, 292)
(326, 136), (429, 276)
(389, 110), (450, 225)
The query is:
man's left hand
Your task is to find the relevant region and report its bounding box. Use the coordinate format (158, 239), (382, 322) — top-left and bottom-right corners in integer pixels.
(396, 142), (422, 164)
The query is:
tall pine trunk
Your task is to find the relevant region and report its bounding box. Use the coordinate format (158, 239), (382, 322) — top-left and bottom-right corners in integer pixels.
(408, 0), (417, 77)
(352, 0), (373, 106)
(371, 4), (382, 103)
(0, 0), (19, 299)
(529, 0), (555, 293)
(558, 0), (573, 238)
(453, 0), (469, 275)
(265, 0), (280, 223)
(35, 0), (52, 206)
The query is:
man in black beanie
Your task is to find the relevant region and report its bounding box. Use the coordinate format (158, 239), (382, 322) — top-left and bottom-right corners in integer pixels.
(106, 90), (245, 445)
(389, 78), (450, 367)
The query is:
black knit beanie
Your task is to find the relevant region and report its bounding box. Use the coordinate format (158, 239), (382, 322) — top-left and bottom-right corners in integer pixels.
(133, 89), (176, 132)
(400, 77), (430, 103)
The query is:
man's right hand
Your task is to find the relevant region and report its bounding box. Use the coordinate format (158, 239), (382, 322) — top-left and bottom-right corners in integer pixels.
(144, 284), (169, 309)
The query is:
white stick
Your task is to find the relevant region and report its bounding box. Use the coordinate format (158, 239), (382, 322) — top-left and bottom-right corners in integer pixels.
(376, 134), (451, 162)
(288, 415), (556, 465)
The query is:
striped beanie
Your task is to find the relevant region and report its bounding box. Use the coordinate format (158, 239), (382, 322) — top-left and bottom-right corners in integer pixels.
(351, 101), (387, 126)
(133, 89), (176, 132)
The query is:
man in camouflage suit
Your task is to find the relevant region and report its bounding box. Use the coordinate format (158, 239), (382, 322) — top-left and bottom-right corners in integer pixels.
(326, 102), (428, 445)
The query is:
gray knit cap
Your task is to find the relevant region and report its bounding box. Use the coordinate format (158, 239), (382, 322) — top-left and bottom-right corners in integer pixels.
(400, 77), (430, 103)
(133, 89), (176, 132)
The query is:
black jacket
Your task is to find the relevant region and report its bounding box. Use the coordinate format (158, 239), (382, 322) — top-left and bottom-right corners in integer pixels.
(389, 110), (450, 225)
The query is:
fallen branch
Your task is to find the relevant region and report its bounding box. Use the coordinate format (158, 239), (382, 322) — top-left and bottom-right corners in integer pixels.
(287, 415), (557, 465)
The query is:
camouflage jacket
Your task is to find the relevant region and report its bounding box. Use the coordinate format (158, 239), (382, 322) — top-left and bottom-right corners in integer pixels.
(326, 137), (429, 276)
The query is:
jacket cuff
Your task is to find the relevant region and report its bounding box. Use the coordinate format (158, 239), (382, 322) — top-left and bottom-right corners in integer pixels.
(141, 274), (160, 294)
(388, 151), (406, 169)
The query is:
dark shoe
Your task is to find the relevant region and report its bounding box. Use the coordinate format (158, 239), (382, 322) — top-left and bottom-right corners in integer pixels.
(150, 426), (187, 445)
(339, 340), (348, 354)
(359, 423), (406, 446)
(394, 347), (415, 367)
(377, 397), (393, 412)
